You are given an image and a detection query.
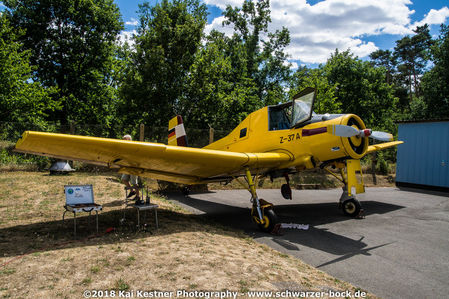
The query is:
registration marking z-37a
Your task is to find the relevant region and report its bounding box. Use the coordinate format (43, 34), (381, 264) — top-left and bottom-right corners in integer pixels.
(280, 133), (301, 144)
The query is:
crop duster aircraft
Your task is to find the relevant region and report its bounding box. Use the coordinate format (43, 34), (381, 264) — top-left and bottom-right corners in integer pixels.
(15, 88), (402, 232)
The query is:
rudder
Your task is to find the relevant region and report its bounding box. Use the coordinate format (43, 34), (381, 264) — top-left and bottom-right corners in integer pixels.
(168, 115), (188, 146)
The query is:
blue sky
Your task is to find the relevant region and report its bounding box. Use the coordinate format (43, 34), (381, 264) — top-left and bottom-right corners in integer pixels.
(115, 0), (449, 66)
(1, 0), (448, 66)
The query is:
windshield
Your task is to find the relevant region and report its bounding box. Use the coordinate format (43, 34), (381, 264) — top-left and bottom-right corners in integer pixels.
(291, 88), (315, 127)
(269, 106), (291, 130)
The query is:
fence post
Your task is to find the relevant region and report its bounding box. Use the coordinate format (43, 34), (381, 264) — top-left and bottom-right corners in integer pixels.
(372, 152), (377, 185)
(70, 121), (75, 135)
(69, 121), (75, 167)
(209, 127), (214, 144)
(140, 123), (145, 141)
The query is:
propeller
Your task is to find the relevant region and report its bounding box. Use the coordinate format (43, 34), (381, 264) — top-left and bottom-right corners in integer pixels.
(329, 125), (393, 142)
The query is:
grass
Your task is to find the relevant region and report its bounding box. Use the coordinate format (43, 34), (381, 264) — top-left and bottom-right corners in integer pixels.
(0, 171), (379, 299)
(114, 278), (129, 291)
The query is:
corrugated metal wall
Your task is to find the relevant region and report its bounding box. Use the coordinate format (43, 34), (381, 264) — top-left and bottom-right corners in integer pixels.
(396, 121), (449, 188)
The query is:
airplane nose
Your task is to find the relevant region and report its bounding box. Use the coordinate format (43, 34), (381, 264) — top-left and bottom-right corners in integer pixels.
(341, 114), (368, 159)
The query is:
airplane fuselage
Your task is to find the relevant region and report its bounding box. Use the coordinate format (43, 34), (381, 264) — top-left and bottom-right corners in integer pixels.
(205, 106), (368, 171)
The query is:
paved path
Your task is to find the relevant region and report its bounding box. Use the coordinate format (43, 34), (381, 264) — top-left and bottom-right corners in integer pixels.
(168, 187), (449, 299)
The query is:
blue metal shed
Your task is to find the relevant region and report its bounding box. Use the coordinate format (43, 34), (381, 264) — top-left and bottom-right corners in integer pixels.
(396, 120), (449, 190)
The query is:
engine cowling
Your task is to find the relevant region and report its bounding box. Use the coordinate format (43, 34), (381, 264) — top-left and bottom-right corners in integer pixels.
(340, 114), (369, 159)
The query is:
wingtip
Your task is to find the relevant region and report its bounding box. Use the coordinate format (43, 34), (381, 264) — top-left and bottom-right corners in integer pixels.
(15, 131), (29, 149)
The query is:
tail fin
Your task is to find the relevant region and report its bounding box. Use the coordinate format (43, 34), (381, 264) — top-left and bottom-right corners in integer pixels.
(168, 115), (188, 146)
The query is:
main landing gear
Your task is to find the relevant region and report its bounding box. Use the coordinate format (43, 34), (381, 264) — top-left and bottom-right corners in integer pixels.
(235, 168), (279, 232)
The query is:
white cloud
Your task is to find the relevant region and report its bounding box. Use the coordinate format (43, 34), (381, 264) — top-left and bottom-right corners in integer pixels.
(413, 7), (449, 27)
(204, 16), (234, 36)
(117, 30), (137, 47)
(125, 18), (139, 26)
(204, 0), (243, 10)
(206, 0), (448, 64)
(283, 60), (298, 70)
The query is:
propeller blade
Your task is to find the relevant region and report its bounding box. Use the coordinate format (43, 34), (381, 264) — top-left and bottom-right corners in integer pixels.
(329, 125), (393, 142)
(329, 125), (360, 137)
(370, 131), (393, 142)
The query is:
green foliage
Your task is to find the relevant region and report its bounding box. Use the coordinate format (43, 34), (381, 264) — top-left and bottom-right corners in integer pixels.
(223, 0), (291, 106)
(421, 24), (449, 119)
(289, 66), (340, 114)
(376, 152), (391, 175)
(0, 146), (50, 170)
(181, 31), (259, 130)
(4, 0), (124, 134)
(324, 50), (398, 132)
(119, 0), (207, 130)
(180, 0), (292, 130)
(407, 96), (428, 121)
(0, 14), (58, 140)
(394, 25), (433, 99)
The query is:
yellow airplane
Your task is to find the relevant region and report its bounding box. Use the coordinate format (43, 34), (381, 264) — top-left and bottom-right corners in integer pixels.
(15, 87), (402, 232)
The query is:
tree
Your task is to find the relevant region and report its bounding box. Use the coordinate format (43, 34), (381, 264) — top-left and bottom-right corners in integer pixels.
(120, 0), (207, 130)
(394, 24), (433, 101)
(324, 50), (398, 132)
(223, 0), (291, 106)
(180, 30), (259, 131)
(421, 24), (449, 119)
(4, 0), (124, 132)
(289, 66), (340, 114)
(0, 14), (57, 139)
(369, 49), (396, 85)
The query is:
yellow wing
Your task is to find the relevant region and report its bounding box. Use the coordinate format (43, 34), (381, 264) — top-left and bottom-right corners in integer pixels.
(366, 141), (404, 154)
(14, 131), (293, 184)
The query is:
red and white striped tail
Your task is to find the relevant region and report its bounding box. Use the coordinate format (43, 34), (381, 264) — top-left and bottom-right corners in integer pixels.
(168, 115), (188, 146)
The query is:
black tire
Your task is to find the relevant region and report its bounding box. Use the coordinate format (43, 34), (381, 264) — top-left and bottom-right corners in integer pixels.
(256, 209), (278, 232)
(342, 198), (361, 217)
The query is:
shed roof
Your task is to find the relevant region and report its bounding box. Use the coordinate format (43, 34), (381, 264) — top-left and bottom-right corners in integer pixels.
(396, 119), (449, 124)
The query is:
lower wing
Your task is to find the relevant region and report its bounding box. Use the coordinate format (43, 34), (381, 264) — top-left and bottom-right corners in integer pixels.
(366, 141), (403, 154)
(15, 131), (293, 184)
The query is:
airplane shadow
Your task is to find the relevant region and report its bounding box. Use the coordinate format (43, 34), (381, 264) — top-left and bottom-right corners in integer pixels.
(0, 190), (405, 267)
(167, 191), (405, 266)
(0, 206), (240, 258)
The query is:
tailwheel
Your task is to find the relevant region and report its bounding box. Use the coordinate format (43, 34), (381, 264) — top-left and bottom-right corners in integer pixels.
(342, 198), (361, 217)
(252, 208), (278, 232)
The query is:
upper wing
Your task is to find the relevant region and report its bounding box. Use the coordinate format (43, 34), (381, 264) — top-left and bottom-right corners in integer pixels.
(15, 131), (293, 184)
(366, 141), (403, 154)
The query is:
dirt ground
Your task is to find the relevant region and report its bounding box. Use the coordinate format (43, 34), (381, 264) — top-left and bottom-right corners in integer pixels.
(0, 171), (377, 298)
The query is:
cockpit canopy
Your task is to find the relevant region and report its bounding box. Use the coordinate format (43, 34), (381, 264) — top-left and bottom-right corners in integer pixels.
(268, 87), (316, 131)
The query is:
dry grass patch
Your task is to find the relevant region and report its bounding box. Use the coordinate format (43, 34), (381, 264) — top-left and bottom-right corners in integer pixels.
(0, 172), (377, 298)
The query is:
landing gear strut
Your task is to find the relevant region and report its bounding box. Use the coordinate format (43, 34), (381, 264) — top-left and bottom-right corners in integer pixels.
(323, 160), (364, 218)
(235, 168), (279, 232)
